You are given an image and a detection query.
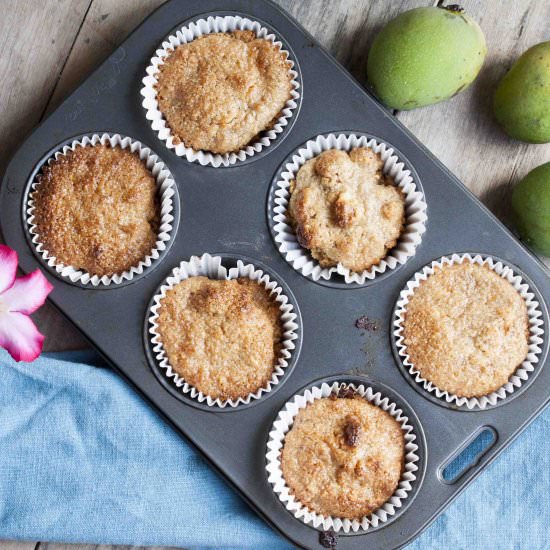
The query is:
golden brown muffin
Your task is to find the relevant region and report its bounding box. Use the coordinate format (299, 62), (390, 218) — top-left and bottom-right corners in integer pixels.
(288, 148), (405, 272)
(155, 31), (293, 154)
(281, 392), (405, 519)
(157, 277), (283, 400)
(33, 145), (159, 277)
(403, 262), (529, 397)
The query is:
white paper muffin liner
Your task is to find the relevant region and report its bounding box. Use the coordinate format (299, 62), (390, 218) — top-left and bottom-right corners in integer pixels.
(148, 253), (299, 408)
(26, 133), (176, 287)
(272, 133), (427, 284)
(266, 381), (419, 533)
(393, 253), (545, 410)
(141, 15), (301, 167)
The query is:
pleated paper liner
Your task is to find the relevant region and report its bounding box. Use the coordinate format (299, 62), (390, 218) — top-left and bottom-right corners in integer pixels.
(266, 380), (421, 533)
(148, 253), (300, 408)
(141, 15), (301, 167)
(25, 133), (176, 287)
(271, 133), (427, 285)
(393, 253), (545, 410)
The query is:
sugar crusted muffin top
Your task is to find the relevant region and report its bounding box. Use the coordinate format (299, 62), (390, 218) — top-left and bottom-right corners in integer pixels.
(280, 392), (405, 519)
(33, 144), (159, 277)
(288, 148), (405, 273)
(155, 30), (293, 154)
(403, 262), (529, 397)
(157, 277), (283, 401)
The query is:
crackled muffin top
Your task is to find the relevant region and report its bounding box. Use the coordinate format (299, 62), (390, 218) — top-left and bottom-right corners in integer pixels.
(155, 30), (293, 154)
(157, 276), (283, 401)
(288, 148), (405, 272)
(33, 144), (159, 277)
(280, 391), (405, 519)
(403, 262), (530, 397)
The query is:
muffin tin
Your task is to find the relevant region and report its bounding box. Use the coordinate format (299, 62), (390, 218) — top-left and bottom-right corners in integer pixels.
(1, 0), (549, 548)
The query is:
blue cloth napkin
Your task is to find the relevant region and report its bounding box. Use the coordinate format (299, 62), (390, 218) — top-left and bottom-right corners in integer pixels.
(0, 350), (548, 549)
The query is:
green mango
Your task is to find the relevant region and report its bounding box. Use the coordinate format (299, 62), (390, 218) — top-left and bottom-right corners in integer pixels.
(512, 162), (550, 256)
(493, 41), (550, 143)
(367, 6), (486, 110)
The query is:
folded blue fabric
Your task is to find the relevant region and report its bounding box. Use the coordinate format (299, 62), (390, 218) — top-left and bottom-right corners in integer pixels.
(0, 350), (548, 549)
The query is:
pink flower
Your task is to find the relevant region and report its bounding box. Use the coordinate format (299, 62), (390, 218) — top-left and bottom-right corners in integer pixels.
(0, 245), (53, 362)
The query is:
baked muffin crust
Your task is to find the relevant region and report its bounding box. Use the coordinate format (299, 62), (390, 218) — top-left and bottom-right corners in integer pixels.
(288, 148), (405, 272)
(157, 277), (283, 400)
(281, 394), (405, 519)
(33, 145), (159, 277)
(403, 263), (529, 397)
(156, 30), (293, 154)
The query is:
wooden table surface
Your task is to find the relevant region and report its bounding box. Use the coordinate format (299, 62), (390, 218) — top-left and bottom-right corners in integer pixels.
(1, 1), (549, 549)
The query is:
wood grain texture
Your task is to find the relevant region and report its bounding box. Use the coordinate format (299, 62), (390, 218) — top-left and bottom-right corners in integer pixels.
(2, 0), (548, 354)
(44, 0), (166, 117)
(0, 542), (37, 550)
(0, 0), (90, 174)
(396, 0), (550, 252)
(35, 545), (179, 550)
(0, 0), (548, 548)
(276, 0), (424, 80)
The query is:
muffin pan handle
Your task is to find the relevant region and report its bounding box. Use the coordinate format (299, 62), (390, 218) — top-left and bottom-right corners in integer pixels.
(439, 426), (498, 484)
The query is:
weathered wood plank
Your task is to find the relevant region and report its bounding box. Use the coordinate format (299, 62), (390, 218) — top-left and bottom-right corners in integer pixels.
(0, 541), (37, 550)
(44, 0), (166, 117)
(396, 0), (550, 270)
(0, 0), (91, 175)
(276, 0), (426, 81)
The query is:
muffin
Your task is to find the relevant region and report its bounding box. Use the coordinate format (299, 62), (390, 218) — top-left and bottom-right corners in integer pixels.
(32, 144), (160, 277)
(280, 390), (405, 519)
(156, 276), (283, 400)
(403, 262), (530, 397)
(288, 148), (405, 272)
(155, 30), (293, 154)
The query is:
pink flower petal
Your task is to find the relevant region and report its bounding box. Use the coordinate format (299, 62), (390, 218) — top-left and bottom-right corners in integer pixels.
(0, 245), (18, 294)
(0, 311), (45, 362)
(2, 270), (53, 315)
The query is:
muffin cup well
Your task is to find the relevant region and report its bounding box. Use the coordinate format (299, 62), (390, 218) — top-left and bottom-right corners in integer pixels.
(393, 253), (545, 410)
(271, 133), (427, 285)
(141, 15), (301, 168)
(25, 133), (176, 287)
(148, 253), (300, 408)
(266, 380), (420, 533)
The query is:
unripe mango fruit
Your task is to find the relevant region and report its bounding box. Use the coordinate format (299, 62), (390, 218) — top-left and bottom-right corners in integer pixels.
(367, 6), (486, 110)
(512, 162), (550, 256)
(493, 41), (550, 143)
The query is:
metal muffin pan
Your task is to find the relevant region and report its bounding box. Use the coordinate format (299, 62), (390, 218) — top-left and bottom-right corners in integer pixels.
(1, 0), (549, 548)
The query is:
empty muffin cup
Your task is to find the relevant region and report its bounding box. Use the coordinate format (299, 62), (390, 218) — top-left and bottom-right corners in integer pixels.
(148, 253), (300, 408)
(141, 15), (301, 167)
(25, 133), (176, 287)
(271, 133), (427, 285)
(393, 253), (545, 410)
